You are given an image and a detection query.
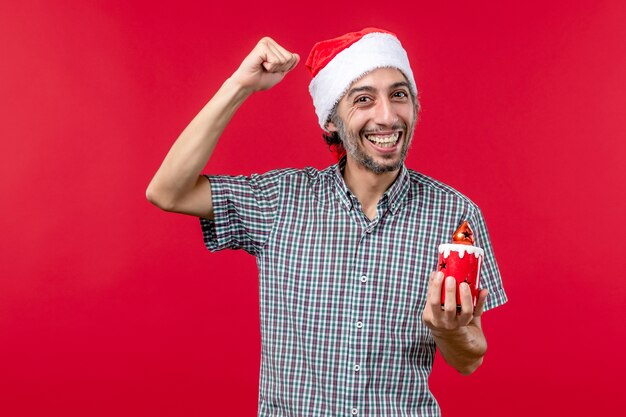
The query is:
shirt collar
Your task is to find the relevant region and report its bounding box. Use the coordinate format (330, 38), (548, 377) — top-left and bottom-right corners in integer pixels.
(331, 157), (355, 211)
(329, 156), (410, 215)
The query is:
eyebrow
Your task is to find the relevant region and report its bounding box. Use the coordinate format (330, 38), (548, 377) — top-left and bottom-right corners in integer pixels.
(346, 81), (412, 99)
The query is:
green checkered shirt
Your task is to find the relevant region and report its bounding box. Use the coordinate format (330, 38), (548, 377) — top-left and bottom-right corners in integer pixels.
(200, 158), (507, 417)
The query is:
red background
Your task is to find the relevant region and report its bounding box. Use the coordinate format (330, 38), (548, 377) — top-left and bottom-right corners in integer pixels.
(2, 0), (625, 415)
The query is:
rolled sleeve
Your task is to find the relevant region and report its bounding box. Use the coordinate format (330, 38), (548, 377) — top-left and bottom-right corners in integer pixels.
(468, 207), (508, 312)
(200, 171), (282, 256)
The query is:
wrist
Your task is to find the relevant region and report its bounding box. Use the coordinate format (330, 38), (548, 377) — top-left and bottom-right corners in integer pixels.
(432, 325), (487, 358)
(430, 326), (470, 342)
(224, 74), (255, 98)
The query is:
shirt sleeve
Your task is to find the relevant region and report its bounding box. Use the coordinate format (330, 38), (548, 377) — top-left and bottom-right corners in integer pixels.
(199, 171), (282, 256)
(467, 207), (508, 312)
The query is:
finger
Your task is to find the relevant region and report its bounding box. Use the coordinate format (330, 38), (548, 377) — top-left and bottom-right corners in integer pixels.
(265, 40), (297, 74)
(426, 270), (438, 298)
(427, 272), (443, 304)
(260, 48), (282, 72)
(473, 288), (489, 317)
(442, 276), (457, 321)
(272, 39), (294, 58)
(424, 271), (444, 327)
(266, 41), (289, 68)
(271, 42), (299, 72)
(457, 282), (474, 325)
(427, 271), (444, 313)
(285, 53), (300, 72)
(422, 272), (437, 324)
(257, 37), (299, 74)
(257, 36), (281, 52)
(277, 50), (299, 73)
(256, 38), (285, 73)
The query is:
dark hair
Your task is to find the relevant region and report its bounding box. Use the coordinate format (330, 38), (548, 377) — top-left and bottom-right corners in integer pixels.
(322, 107), (346, 160)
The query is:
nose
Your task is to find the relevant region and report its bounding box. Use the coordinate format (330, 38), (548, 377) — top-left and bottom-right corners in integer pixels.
(373, 97), (397, 127)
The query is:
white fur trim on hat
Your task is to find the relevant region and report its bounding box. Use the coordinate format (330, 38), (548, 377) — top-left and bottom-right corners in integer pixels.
(308, 32), (417, 131)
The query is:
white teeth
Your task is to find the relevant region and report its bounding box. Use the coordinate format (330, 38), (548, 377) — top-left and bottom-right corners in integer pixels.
(366, 132), (400, 147)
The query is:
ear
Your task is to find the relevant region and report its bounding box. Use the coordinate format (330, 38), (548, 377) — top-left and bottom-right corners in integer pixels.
(325, 120), (339, 132)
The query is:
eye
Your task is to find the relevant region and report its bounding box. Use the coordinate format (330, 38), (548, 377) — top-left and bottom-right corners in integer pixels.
(393, 90), (409, 99)
(354, 96), (372, 104)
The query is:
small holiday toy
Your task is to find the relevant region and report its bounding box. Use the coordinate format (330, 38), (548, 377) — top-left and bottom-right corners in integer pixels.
(437, 221), (484, 308)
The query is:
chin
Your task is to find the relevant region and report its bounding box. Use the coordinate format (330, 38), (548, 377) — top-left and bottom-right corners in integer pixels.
(361, 144), (411, 174)
(360, 155), (405, 174)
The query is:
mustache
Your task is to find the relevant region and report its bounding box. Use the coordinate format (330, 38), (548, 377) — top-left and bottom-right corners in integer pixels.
(362, 122), (407, 135)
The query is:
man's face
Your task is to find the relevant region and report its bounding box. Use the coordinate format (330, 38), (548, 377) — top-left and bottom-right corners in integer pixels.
(327, 67), (417, 174)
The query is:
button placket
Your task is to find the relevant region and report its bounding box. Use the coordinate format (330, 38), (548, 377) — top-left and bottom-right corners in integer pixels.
(347, 213), (374, 417)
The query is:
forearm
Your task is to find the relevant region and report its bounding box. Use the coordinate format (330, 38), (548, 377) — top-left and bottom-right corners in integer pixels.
(147, 37), (298, 216)
(146, 77), (251, 208)
(431, 317), (487, 375)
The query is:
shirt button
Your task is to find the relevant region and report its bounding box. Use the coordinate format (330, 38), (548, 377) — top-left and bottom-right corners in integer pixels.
(351, 408), (358, 415)
(360, 275), (368, 283)
(356, 321), (363, 329)
(354, 364), (361, 372)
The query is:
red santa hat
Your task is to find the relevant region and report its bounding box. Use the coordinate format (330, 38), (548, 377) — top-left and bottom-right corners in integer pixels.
(306, 27), (418, 132)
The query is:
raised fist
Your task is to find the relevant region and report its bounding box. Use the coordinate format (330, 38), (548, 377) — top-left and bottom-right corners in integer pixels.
(230, 37), (300, 93)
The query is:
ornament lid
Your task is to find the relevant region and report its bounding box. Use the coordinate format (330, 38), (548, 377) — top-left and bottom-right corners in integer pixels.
(452, 221), (474, 245)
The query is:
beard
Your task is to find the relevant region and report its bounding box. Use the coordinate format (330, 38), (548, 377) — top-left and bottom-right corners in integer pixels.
(333, 116), (414, 175)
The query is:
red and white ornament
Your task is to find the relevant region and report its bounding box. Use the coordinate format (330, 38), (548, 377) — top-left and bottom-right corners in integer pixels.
(437, 222), (484, 307)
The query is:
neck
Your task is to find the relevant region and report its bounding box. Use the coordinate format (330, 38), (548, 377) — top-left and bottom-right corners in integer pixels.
(342, 156), (400, 218)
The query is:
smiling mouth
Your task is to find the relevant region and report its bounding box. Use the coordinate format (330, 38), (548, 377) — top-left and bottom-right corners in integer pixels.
(365, 132), (401, 148)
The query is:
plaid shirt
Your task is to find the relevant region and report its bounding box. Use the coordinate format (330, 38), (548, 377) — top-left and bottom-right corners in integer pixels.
(201, 158), (507, 417)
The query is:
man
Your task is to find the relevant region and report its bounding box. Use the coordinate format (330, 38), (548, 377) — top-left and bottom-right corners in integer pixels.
(147, 28), (507, 417)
